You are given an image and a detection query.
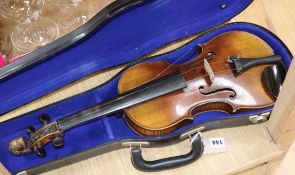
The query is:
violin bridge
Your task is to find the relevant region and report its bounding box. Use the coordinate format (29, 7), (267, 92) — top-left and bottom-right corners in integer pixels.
(204, 59), (215, 84)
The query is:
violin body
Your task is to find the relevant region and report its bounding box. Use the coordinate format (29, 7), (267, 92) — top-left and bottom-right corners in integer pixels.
(118, 31), (274, 136)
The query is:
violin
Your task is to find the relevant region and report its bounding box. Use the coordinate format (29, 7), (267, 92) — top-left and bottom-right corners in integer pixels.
(9, 31), (285, 157)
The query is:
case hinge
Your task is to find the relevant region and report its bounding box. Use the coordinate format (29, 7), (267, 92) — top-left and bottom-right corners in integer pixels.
(180, 126), (206, 140)
(121, 141), (150, 147)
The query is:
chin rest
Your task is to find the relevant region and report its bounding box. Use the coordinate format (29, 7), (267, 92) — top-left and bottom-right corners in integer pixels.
(262, 63), (286, 98)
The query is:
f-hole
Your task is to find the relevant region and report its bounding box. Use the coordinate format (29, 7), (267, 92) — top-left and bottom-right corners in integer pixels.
(199, 86), (237, 99)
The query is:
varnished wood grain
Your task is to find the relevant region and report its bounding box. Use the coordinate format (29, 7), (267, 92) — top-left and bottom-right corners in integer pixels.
(119, 31), (274, 136)
(264, 0), (295, 154)
(0, 163), (10, 175)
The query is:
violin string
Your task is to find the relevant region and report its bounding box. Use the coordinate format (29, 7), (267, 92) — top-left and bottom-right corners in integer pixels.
(32, 56), (239, 140)
(30, 34), (268, 142)
(150, 45), (237, 83)
(111, 70), (241, 118)
(185, 68), (238, 85)
(149, 45), (264, 85)
(151, 47), (194, 81)
(150, 37), (267, 82)
(179, 60), (232, 80)
(32, 121), (57, 142)
(31, 63), (246, 142)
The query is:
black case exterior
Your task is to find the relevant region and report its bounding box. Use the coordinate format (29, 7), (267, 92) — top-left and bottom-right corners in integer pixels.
(22, 112), (269, 175)
(0, 0), (144, 81)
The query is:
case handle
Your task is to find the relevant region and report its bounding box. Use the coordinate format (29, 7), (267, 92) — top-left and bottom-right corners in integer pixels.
(130, 134), (204, 171)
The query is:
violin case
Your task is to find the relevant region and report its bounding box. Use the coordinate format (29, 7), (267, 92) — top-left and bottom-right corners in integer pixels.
(0, 0), (293, 174)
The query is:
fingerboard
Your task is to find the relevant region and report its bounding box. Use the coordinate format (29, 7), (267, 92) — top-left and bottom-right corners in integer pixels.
(57, 71), (187, 131)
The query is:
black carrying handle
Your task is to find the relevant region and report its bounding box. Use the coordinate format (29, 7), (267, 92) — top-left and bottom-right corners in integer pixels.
(131, 134), (204, 171)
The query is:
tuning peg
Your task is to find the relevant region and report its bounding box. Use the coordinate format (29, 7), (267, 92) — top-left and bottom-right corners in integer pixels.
(27, 126), (35, 135)
(39, 114), (51, 125)
(35, 147), (47, 157)
(52, 137), (64, 148)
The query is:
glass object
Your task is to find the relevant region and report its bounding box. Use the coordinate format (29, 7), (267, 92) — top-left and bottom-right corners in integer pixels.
(52, 9), (88, 36)
(47, 0), (82, 7)
(0, 0), (45, 24)
(11, 17), (59, 53)
(48, 0), (88, 36)
(0, 29), (12, 62)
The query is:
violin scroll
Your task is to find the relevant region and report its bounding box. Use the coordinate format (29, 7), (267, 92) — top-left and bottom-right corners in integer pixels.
(9, 137), (32, 155)
(8, 114), (64, 157)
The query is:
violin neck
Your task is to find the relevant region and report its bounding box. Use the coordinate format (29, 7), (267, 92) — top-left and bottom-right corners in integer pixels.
(56, 71), (187, 131)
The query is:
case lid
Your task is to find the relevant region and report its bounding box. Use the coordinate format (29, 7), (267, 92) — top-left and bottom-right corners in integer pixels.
(0, 0), (252, 114)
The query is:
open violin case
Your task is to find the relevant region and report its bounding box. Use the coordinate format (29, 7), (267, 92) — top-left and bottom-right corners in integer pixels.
(0, 0), (293, 174)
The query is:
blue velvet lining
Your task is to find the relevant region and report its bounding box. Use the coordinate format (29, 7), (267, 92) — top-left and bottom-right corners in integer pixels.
(0, 22), (292, 173)
(0, 0), (252, 114)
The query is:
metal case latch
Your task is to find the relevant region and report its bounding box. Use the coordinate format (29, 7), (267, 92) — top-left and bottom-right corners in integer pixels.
(17, 171), (27, 175)
(249, 112), (271, 124)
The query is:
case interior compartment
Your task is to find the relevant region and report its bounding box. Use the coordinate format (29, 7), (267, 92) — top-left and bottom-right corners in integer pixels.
(0, 0), (253, 114)
(0, 23), (292, 174)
